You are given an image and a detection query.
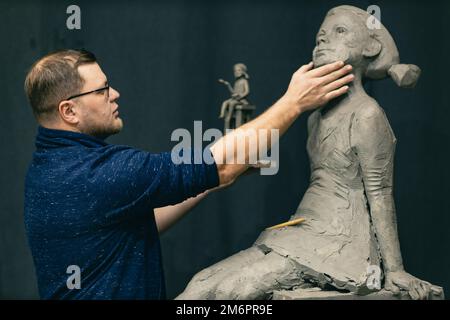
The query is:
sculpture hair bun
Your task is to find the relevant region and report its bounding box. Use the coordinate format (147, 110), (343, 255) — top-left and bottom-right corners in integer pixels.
(388, 64), (421, 88)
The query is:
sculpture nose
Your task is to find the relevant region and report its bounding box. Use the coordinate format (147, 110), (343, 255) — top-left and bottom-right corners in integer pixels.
(316, 35), (329, 46)
(316, 30), (329, 46)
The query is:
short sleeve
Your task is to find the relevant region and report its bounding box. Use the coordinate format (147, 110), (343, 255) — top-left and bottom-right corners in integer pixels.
(87, 146), (219, 219)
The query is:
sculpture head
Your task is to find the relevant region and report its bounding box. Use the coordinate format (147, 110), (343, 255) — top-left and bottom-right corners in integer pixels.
(233, 63), (249, 79)
(312, 5), (420, 88)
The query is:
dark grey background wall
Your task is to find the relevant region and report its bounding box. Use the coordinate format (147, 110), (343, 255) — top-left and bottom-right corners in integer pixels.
(0, 0), (449, 299)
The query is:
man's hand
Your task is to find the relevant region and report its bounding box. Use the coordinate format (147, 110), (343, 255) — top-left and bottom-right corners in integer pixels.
(385, 270), (444, 300)
(282, 61), (354, 113)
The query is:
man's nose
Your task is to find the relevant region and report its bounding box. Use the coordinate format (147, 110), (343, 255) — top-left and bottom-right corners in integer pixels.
(109, 87), (120, 101)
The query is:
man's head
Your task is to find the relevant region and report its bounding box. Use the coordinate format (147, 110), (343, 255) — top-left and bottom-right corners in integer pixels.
(25, 49), (122, 138)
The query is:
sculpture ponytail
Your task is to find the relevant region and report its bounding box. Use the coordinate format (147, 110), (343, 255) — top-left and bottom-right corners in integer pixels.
(388, 64), (421, 88)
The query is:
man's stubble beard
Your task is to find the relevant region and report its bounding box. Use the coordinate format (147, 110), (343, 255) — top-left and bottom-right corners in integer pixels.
(84, 118), (123, 140)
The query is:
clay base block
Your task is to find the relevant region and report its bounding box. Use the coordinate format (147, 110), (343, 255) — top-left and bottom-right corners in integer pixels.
(272, 287), (445, 300)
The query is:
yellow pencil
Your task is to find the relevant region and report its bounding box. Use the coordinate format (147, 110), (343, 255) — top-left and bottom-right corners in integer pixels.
(266, 217), (306, 230)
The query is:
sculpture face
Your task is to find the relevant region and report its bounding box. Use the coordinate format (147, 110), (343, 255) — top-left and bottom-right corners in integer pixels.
(234, 65), (244, 78)
(312, 12), (370, 69)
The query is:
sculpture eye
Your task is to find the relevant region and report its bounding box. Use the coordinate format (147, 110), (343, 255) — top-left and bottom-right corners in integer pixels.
(336, 26), (347, 34)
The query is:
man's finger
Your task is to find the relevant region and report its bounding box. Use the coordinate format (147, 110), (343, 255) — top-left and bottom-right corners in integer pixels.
(308, 60), (345, 77)
(324, 85), (349, 101)
(323, 74), (354, 92)
(320, 64), (353, 85)
(297, 62), (314, 74)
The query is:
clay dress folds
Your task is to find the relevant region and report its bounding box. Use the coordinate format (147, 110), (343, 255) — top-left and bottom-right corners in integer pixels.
(255, 99), (397, 294)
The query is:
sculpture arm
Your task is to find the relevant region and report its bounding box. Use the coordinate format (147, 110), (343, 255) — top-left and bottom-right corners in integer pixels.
(226, 83), (234, 94)
(224, 82), (234, 94)
(218, 79), (234, 93)
(352, 104), (404, 273)
(352, 103), (444, 299)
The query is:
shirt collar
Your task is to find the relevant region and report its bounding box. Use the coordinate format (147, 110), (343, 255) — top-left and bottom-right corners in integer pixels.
(35, 126), (109, 150)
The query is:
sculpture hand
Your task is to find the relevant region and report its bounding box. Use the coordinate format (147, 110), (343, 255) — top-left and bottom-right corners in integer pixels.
(385, 270), (443, 300)
(218, 79), (229, 85)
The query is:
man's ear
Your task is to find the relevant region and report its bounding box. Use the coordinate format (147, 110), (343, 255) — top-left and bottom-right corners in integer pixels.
(363, 37), (382, 58)
(58, 100), (79, 125)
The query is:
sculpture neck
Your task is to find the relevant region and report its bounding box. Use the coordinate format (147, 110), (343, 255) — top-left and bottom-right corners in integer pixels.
(321, 72), (367, 116)
(347, 71), (365, 99)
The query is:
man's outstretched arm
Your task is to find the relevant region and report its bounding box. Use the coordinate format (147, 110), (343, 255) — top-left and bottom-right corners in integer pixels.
(211, 61), (354, 186)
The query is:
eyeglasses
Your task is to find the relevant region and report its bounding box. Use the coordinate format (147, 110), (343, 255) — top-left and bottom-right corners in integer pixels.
(66, 85), (110, 100)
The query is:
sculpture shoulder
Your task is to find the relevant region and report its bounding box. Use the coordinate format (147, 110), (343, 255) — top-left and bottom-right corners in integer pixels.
(353, 97), (387, 122)
(351, 97), (393, 134)
(351, 97), (396, 147)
